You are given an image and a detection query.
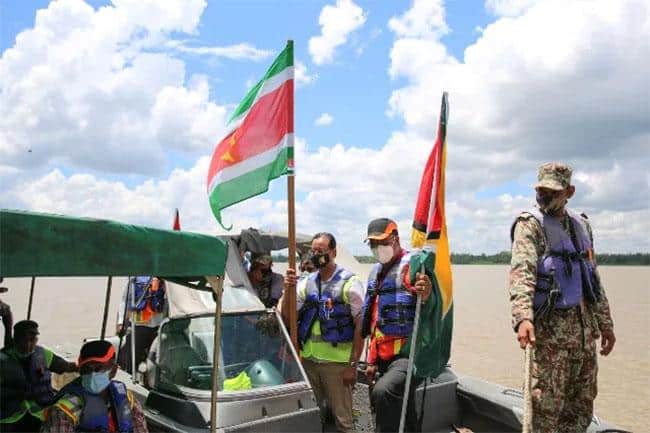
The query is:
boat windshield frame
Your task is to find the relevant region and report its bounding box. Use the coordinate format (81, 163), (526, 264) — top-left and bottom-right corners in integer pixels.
(153, 310), (310, 399)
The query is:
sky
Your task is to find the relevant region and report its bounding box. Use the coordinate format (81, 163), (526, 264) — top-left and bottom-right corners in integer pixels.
(1, 0), (649, 255)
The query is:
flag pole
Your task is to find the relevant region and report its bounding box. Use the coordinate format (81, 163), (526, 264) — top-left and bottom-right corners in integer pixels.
(398, 266), (424, 433)
(522, 344), (534, 433)
(286, 39), (298, 351)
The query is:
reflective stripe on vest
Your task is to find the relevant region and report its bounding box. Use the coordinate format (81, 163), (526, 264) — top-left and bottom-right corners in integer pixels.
(298, 266), (358, 363)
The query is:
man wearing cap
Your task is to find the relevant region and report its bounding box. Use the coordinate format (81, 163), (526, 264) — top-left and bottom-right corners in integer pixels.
(0, 282), (13, 348)
(248, 254), (285, 308)
(280, 232), (365, 433)
(41, 340), (148, 433)
(361, 218), (432, 433)
(0, 320), (78, 432)
(509, 162), (616, 433)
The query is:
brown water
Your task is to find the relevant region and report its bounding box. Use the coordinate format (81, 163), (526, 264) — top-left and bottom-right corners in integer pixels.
(2, 266), (648, 431)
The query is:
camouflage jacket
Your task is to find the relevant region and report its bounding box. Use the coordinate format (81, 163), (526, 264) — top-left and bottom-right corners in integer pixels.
(509, 209), (614, 335)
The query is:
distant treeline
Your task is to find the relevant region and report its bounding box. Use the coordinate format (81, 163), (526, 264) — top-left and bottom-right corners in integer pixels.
(273, 252), (649, 266)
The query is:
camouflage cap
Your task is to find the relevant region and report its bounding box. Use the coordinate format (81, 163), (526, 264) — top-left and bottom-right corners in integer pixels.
(535, 162), (572, 191)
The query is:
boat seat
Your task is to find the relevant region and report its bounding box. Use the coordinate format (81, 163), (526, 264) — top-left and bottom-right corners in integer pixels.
(159, 319), (208, 388)
(191, 331), (215, 363)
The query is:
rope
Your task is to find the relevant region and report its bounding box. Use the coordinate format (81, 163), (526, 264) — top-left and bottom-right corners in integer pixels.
(522, 344), (533, 433)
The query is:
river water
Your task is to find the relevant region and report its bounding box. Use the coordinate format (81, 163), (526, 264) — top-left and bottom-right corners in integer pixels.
(2, 265), (647, 431)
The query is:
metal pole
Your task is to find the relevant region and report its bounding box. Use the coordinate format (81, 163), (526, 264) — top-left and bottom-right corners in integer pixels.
(207, 276), (224, 433)
(117, 278), (131, 362)
(130, 279), (137, 382)
(100, 277), (112, 340)
(398, 291), (423, 433)
(522, 344), (534, 433)
(27, 277), (36, 319)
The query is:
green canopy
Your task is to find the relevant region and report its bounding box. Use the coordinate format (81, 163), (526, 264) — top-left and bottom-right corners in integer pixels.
(0, 209), (227, 283)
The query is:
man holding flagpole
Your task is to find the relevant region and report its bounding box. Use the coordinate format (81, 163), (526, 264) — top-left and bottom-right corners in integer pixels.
(361, 219), (433, 433)
(363, 92), (453, 433)
(281, 232), (365, 433)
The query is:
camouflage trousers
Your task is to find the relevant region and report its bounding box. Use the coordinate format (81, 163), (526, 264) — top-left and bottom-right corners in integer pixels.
(531, 307), (599, 433)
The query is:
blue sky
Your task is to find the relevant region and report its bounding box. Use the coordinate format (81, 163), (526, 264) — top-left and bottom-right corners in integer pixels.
(1, 0), (648, 253)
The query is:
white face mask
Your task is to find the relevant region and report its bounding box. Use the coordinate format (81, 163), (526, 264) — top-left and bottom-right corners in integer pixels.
(371, 244), (394, 264)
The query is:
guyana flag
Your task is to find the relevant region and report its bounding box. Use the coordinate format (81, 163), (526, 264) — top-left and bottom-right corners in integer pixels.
(207, 41), (294, 227)
(401, 92), (453, 378)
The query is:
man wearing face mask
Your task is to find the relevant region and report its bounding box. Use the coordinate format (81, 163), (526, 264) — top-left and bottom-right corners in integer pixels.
(41, 340), (148, 433)
(510, 162), (616, 433)
(280, 233), (365, 433)
(248, 254), (284, 308)
(360, 218), (433, 433)
(0, 320), (78, 432)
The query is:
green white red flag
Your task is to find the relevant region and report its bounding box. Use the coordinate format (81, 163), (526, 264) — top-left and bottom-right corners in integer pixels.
(207, 41), (294, 227)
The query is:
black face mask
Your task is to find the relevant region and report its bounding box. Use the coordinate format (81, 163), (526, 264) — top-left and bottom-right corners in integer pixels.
(310, 252), (330, 269)
(536, 192), (553, 208)
(536, 191), (566, 214)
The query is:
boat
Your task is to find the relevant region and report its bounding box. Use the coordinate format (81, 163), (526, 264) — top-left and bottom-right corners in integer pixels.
(0, 209), (629, 433)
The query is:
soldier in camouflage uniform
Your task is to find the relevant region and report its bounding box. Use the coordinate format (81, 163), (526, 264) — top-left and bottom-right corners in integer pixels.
(509, 162), (616, 433)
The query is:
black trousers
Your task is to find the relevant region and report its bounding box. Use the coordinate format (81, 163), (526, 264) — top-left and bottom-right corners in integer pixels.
(371, 357), (423, 433)
(118, 325), (158, 373)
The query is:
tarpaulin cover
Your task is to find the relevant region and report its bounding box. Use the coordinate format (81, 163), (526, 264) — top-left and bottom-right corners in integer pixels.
(0, 209), (227, 279)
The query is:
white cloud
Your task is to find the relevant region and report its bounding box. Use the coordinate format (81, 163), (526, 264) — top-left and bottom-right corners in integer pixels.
(295, 61), (317, 87)
(1, 0), (648, 256)
(385, 0), (650, 252)
(485, 0), (540, 17)
(314, 113), (334, 126)
(388, 0), (448, 38)
(0, 0), (226, 175)
(309, 0), (367, 65)
(168, 40), (274, 61)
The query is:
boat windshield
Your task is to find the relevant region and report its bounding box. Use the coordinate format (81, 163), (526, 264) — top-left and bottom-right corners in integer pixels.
(157, 313), (304, 393)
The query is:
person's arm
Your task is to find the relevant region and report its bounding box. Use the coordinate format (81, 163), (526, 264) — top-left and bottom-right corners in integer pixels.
(341, 277), (366, 386)
(48, 352), (78, 374)
(128, 391), (149, 433)
(347, 277), (366, 365)
(279, 269), (301, 327)
(116, 280), (129, 335)
(509, 217), (541, 348)
(0, 301), (13, 347)
(40, 406), (76, 433)
(584, 221), (616, 355)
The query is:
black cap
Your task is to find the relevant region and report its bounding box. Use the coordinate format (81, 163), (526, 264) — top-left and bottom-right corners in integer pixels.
(365, 218), (398, 241)
(14, 320), (39, 337)
(79, 340), (116, 366)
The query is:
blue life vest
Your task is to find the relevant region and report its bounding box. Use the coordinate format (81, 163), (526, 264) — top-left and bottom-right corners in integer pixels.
(131, 276), (166, 312)
(61, 379), (134, 433)
(361, 253), (416, 338)
(512, 208), (600, 318)
(0, 345), (55, 418)
(297, 267), (355, 346)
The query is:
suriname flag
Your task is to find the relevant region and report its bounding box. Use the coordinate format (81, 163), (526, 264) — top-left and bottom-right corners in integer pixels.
(207, 41), (294, 227)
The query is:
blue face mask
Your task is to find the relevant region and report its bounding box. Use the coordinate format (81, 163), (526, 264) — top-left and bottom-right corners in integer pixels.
(81, 371), (111, 394)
